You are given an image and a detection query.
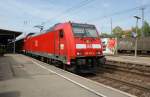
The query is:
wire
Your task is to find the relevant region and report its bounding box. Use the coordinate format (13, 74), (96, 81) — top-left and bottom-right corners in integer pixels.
(42, 0), (94, 25)
(88, 4), (150, 22)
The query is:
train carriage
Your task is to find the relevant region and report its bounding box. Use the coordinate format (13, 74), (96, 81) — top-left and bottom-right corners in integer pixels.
(117, 37), (150, 54)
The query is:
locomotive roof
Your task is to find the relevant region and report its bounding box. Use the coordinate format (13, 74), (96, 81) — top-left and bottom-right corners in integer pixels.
(71, 23), (96, 28)
(28, 22), (96, 37)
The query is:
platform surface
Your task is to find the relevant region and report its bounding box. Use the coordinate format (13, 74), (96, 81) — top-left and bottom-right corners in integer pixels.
(106, 55), (150, 66)
(0, 54), (136, 97)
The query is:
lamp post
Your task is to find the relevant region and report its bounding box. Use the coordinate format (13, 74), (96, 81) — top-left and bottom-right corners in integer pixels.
(134, 16), (141, 57)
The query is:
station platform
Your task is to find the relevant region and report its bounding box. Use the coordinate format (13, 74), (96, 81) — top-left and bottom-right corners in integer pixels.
(0, 54), (136, 97)
(106, 55), (150, 66)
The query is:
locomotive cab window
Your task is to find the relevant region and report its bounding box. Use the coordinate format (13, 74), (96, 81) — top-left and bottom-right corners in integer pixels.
(72, 23), (98, 38)
(59, 29), (64, 38)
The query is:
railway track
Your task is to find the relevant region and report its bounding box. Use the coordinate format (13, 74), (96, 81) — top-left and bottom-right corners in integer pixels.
(87, 75), (150, 97)
(99, 75), (150, 92)
(29, 54), (150, 97)
(83, 63), (150, 97)
(106, 61), (150, 76)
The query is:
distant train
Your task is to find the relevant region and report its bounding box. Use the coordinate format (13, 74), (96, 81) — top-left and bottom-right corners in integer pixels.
(23, 22), (105, 73)
(117, 37), (150, 54)
(101, 37), (150, 55)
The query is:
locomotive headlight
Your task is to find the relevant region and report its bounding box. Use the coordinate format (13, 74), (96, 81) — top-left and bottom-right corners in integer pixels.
(77, 52), (80, 55)
(77, 52), (82, 56)
(97, 51), (101, 55)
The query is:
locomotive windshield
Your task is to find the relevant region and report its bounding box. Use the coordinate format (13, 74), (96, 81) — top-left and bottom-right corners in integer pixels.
(72, 23), (98, 38)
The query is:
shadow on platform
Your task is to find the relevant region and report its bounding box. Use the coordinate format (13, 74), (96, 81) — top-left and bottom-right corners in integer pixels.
(0, 91), (20, 97)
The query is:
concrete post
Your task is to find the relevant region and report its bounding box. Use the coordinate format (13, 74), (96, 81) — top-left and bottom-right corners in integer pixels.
(13, 34), (16, 54)
(115, 38), (118, 56)
(135, 38), (137, 57)
(134, 16), (141, 57)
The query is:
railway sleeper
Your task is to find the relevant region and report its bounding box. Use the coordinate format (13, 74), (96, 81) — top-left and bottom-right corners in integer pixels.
(106, 61), (150, 73)
(100, 74), (150, 92)
(102, 64), (150, 76)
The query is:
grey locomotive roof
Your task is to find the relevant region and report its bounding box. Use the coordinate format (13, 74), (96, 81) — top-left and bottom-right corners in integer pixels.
(71, 23), (96, 28)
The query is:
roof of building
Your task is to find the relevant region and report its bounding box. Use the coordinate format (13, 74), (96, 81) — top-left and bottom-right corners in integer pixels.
(0, 29), (22, 36)
(0, 29), (22, 45)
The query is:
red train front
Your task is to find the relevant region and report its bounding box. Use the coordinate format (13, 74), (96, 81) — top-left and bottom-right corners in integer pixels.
(24, 22), (105, 73)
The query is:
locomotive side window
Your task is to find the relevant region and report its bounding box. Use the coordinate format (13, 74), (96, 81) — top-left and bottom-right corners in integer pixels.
(59, 29), (64, 38)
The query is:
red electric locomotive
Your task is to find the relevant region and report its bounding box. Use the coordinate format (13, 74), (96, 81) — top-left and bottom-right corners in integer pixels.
(24, 22), (105, 73)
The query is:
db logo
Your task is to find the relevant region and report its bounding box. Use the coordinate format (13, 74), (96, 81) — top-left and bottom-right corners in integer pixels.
(86, 44), (92, 48)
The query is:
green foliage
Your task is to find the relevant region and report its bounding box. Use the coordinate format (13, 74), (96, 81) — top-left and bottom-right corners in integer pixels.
(112, 26), (124, 38)
(124, 30), (132, 38)
(112, 21), (150, 38)
(142, 21), (150, 36)
(100, 33), (113, 37)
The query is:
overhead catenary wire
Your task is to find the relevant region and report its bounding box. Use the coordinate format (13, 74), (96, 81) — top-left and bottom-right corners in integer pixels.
(36, 1), (150, 33)
(87, 4), (150, 22)
(42, 0), (95, 25)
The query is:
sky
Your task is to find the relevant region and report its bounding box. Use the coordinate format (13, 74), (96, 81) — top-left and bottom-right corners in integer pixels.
(0, 0), (150, 35)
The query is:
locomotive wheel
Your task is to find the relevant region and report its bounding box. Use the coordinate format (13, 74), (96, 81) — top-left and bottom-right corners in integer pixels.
(66, 64), (77, 73)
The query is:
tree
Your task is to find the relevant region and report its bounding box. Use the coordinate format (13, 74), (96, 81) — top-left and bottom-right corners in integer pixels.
(142, 21), (150, 36)
(112, 21), (150, 38)
(112, 26), (124, 38)
(123, 30), (132, 38)
(100, 33), (113, 38)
